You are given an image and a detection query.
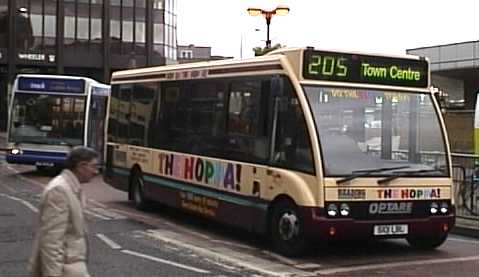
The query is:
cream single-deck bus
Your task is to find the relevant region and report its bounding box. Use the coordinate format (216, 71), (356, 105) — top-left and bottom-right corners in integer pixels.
(104, 47), (454, 256)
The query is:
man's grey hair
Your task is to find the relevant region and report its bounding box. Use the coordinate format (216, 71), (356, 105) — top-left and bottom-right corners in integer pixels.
(64, 146), (99, 170)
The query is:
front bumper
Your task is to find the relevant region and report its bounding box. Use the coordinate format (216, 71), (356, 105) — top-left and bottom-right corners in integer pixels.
(301, 207), (455, 240)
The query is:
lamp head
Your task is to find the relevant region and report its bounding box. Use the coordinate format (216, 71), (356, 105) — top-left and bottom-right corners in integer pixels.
(247, 8), (263, 16)
(274, 6), (290, 16)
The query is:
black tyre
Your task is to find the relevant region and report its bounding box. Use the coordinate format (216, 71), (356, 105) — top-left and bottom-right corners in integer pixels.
(131, 171), (150, 210)
(36, 165), (59, 176)
(406, 233), (448, 250)
(270, 200), (307, 257)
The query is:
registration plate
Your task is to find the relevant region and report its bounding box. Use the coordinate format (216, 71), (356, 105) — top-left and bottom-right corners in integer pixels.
(35, 161), (54, 167)
(374, 224), (408, 236)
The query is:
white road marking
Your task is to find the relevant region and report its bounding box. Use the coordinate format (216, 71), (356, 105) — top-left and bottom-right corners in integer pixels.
(449, 237), (479, 244)
(0, 193), (38, 213)
(6, 165), (46, 188)
(294, 263), (322, 270)
(261, 250), (299, 265)
(143, 229), (308, 277)
(313, 255), (479, 275)
(87, 198), (107, 208)
(121, 249), (211, 274)
(84, 209), (111, 220)
(0, 182), (17, 194)
(88, 207), (126, 220)
(96, 233), (122, 250)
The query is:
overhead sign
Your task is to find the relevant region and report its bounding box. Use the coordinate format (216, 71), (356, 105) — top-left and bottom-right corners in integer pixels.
(18, 77), (85, 94)
(17, 53), (56, 63)
(303, 50), (429, 88)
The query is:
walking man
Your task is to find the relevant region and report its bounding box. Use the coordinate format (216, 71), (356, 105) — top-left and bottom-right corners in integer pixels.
(27, 147), (100, 277)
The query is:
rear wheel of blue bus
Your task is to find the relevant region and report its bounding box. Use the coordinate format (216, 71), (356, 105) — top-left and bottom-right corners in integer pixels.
(130, 170), (150, 210)
(270, 200), (307, 257)
(36, 165), (61, 176)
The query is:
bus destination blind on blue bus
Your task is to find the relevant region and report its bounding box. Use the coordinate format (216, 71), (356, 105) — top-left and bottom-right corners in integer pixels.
(18, 77), (86, 94)
(302, 50), (429, 88)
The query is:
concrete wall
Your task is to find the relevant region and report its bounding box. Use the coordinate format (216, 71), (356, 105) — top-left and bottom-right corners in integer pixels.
(444, 111), (474, 153)
(432, 75), (464, 103)
(408, 41), (479, 71)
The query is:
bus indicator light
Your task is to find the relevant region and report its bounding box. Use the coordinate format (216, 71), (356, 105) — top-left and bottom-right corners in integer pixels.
(443, 224), (449, 232)
(329, 227), (336, 236)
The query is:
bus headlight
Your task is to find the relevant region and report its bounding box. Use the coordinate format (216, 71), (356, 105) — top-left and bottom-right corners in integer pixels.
(340, 203), (350, 216)
(10, 148), (22, 155)
(440, 202), (449, 214)
(430, 202), (439, 214)
(327, 204), (338, 217)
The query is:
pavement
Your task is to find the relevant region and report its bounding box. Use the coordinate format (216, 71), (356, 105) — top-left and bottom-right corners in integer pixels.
(0, 131), (478, 239)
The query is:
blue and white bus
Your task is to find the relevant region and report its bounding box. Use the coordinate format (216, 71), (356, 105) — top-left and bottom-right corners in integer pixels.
(6, 74), (110, 170)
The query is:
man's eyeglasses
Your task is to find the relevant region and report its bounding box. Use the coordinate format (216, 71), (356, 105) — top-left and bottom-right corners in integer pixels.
(83, 162), (103, 170)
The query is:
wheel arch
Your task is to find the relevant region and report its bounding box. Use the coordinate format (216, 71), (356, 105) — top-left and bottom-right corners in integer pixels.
(266, 194), (297, 234)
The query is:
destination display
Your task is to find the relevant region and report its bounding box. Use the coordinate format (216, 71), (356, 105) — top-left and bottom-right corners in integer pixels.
(18, 77), (86, 94)
(303, 50), (429, 88)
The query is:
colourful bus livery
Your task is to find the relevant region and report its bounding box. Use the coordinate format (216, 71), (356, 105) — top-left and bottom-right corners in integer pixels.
(104, 47), (454, 257)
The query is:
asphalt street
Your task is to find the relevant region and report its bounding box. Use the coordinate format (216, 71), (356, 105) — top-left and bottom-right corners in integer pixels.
(0, 163), (269, 277)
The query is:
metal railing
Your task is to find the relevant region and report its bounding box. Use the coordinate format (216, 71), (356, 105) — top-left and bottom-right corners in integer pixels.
(452, 153), (479, 217)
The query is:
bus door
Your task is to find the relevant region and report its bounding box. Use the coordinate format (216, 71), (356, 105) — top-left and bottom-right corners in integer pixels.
(87, 86), (110, 163)
(267, 76), (315, 194)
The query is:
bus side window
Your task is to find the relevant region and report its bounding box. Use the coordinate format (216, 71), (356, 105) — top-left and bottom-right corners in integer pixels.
(224, 78), (270, 163)
(129, 83), (157, 146)
(272, 79), (314, 174)
(118, 84), (132, 144)
(107, 85), (121, 143)
(157, 82), (189, 152)
(187, 81), (227, 155)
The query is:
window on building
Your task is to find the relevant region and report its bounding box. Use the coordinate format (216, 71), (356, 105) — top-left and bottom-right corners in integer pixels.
(153, 0), (163, 9)
(0, 0), (7, 48)
(15, 3), (34, 51)
(181, 50), (193, 59)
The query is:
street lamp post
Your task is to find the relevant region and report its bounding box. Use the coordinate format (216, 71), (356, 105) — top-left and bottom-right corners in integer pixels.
(247, 6), (289, 49)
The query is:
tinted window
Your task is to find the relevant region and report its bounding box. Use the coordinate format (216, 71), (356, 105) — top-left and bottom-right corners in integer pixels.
(151, 80), (223, 154)
(129, 83), (157, 146)
(0, 0), (7, 48)
(223, 79), (270, 162)
(108, 85), (123, 143)
(272, 79), (314, 173)
(117, 76), (313, 174)
(117, 84), (132, 143)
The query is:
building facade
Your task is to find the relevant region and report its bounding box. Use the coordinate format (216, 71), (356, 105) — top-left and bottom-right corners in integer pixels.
(0, 0), (177, 130)
(408, 41), (479, 152)
(177, 44), (233, 64)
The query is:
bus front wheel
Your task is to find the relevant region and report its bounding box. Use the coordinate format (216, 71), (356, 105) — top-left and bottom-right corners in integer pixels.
(406, 233), (448, 249)
(131, 171), (149, 210)
(270, 200), (306, 257)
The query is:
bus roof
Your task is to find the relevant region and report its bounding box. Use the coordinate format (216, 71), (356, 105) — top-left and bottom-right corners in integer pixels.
(111, 47), (429, 89)
(15, 74), (102, 84)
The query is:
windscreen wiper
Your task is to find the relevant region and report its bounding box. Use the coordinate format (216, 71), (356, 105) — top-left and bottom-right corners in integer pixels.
(377, 169), (445, 185)
(337, 165), (411, 184)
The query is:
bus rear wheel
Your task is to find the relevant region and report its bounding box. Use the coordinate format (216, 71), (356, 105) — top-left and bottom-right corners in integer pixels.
(406, 233), (448, 250)
(270, 200), (306, 257)
(131, 171), (149, 210)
